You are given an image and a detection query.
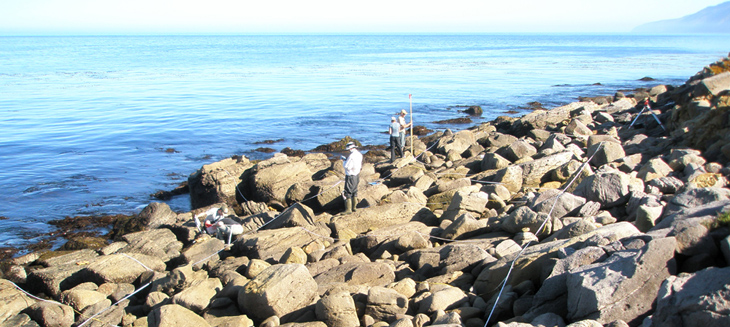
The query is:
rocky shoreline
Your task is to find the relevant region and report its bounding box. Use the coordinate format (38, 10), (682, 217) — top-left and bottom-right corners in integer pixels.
(2, 56), (730, 327)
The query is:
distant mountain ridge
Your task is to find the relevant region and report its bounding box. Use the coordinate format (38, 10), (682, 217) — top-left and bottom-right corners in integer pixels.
(633, 1), (730, 33)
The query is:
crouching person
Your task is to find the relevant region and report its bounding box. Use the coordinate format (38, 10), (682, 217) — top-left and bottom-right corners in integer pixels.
(215, 218), (244, 244)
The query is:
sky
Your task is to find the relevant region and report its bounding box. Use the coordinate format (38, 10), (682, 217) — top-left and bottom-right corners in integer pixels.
(0, 0), (727, 35)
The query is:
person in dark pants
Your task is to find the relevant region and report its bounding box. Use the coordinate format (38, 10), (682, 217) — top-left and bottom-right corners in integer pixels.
(389, 116), (402, 162)
(343, 141), (363, 214)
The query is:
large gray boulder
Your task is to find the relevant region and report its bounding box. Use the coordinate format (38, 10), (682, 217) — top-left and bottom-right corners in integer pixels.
(252, 157), (313, 204)
(501, 139), (537, 162)
(171, 278), (222, 313)
(188, 156), (254, 210)
(148, 304), (211, 327)
(83, 253), (166, 284)
(239, 264), (317, 321)
(659, 188), (730, 221)
(313, 261), (395, 290)
(121, 228), (183, 263)
(23, 301), (75, 327)
(315, 291), (359, 327)
(0, 279), (37, 323)
(0, 313), (40, 327)
(365, 286), (409, 323)
(135, 202), (180, 230)
(404, 243), (494, 277)
(475, 222), (640, 300)
(587, 141), (626, 167)
(235, 223), (332, 262)
(330, 203), (436, 236)
(500, 206), (551, 235)
(25, 249), (99, 298)
(566, 237), (677, 325)
(524, 246), (607, 321)
(418, 286), (468, 314)
(481, 152), (511, 171)
(515, 151), (576, 188)
(573, 171), (632, 209)
(528, 189), (587, 220)
(648, 266), (730, 326)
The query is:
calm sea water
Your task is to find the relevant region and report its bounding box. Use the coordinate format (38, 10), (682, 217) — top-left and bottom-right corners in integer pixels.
(1, 34), (728, 251)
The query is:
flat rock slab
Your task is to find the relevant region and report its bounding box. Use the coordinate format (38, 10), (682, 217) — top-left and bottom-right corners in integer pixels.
(83, 253), (166, 284)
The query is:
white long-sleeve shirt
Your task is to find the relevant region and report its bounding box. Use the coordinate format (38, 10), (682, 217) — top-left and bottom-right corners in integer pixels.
(344, 149), (363, 176)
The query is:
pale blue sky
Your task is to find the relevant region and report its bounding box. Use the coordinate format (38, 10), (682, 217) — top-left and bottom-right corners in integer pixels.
(1, 0), (727, 35)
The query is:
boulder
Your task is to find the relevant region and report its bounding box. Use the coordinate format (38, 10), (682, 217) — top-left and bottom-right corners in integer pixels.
(475, 222), (640, 300)
(171, 278), (222, 313)
(313, 261), (395, 290)
(659, 188), (730, 221)
(121, 228), (183, 263)
(418, 286), (468, 314)
(148, 304), (211, 327)
(23, 301), (75, 327)
(441, 191), (488, 221)
(441, 213), (483, 240)
(235, 223), (332, 262)
(566, 237), (677, 325)
(188, 156), (253, 210)
(512, 102), (594, 135)
(500, 206), (550, 235)
(565, 119), (592, 137)
(699, 71), (730, 96)
(252, 159), (313, 204)
(493, 165), (524, 193)
(649, 266), (730, 326)
(528, 189), (587, 220)
(501, 140), (537, 162)
(517, 151), (575, 188)
(390, 165), (427, 187)
(481, 152), (511, 171)
(83, 253), (166, 284)
(587, 142), (626, 167)
(25, 249), (99, 298)
(647, 176), (684, 194)
(0, 313), (40, 327)
(437, 130), (476, 157)
(239, 264), (317, 321)
(263, 202), (317, 230)
(315, 291), (359, 327)
(365, 286), (408, 323)
(637, 158), (673, 182)
(573, 172), (631, 209)
(0, 279), (37, 323)
(178, 237), (225, 268)
(525, 246), (607, 321)
(59, 289), (107, 312)
(330, 203), (436, 236)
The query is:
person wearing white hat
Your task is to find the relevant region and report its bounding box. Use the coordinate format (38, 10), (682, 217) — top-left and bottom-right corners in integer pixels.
(398, 109), (412, 156)
(343, 141), (363, 214)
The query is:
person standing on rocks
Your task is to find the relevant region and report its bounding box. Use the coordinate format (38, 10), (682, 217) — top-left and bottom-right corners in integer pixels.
(343, 141), (363, 214)
(398, 109), (412, 156)
(389, 116), (403, 162)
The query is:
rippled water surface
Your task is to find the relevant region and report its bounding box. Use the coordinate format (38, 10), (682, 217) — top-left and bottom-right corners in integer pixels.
(1, 34), (728, 251)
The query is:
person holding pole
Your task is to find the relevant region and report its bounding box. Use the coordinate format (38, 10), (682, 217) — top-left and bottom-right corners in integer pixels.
(398, 109), (412, 156)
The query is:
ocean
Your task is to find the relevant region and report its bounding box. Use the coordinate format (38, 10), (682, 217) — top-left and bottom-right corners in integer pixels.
(1, 34), (728, 252)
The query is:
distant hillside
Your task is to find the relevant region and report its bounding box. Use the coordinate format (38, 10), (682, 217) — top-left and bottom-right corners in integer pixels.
(633, 1), (730, 33)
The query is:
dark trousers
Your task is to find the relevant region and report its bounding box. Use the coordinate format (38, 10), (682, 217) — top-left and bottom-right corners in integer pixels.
(344, 174), (359, 198)
(390, 135), (402, 162)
